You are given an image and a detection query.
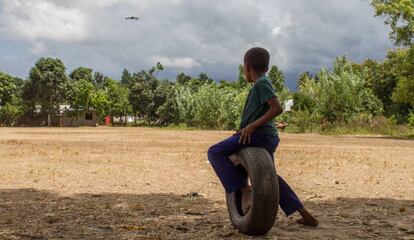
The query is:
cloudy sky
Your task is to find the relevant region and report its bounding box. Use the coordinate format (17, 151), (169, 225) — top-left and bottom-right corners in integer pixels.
(0, 0), (393, 89)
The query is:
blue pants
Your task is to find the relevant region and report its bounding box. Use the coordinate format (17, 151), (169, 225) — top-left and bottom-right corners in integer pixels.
(207, 133), (304, 216)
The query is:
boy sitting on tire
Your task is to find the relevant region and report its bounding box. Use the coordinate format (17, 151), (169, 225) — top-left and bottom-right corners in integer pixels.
(207, 47), (318, 227)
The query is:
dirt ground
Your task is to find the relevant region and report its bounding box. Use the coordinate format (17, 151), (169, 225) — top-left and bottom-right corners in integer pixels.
(0, 127), (413, 240)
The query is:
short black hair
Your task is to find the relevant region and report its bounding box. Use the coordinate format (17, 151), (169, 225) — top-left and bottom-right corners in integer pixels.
(244, 47), (270, 72)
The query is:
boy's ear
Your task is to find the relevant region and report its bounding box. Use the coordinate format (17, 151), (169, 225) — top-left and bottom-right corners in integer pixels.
(245, 63), (251, 72)
(265, 66), (269, 73)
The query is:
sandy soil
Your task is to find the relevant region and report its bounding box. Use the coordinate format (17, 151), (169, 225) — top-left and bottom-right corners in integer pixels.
(0, 127), (413, 239)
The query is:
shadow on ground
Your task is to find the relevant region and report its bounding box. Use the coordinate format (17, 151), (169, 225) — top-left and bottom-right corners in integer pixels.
(0, 189), (413, 239)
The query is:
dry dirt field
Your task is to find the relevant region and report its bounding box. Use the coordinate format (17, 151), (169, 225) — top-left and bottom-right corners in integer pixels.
(0, 127), (413, 240)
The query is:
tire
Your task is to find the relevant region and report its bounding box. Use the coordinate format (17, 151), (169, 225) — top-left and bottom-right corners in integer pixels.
(226, 147), (279, 235)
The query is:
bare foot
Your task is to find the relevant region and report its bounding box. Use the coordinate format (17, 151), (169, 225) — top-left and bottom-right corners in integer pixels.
(240, 185), (252, 214)
(296, 217), (319, 227)
(297, 208), (319, 227)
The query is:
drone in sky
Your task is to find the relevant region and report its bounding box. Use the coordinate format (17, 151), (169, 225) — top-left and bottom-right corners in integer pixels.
(125, 16), (141, 21)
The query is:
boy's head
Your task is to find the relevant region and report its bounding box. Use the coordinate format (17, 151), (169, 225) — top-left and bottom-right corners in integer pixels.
(243, 47), (270, 83)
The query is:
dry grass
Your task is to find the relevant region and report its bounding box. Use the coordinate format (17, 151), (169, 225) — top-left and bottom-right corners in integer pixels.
(0, 127), (413, 239)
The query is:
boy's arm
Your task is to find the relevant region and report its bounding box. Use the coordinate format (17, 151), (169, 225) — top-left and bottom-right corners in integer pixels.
(238, 97), (283, 144)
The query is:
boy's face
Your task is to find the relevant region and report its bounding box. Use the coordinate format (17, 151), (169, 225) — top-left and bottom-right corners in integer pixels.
(243, 62), (254, 83)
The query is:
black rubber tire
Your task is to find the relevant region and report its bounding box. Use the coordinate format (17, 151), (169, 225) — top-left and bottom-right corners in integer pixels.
(225, 147), (279, 235)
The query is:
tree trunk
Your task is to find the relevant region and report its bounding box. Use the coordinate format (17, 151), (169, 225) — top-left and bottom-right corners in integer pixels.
(47, 113), (51, 127)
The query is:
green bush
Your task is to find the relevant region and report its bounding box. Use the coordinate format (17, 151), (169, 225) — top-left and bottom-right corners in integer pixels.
(291, 109), (319, 133)
(408, 112), (414, 127)
(174, 83), (248, 130)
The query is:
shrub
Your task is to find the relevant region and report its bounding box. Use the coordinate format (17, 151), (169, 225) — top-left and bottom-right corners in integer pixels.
(408, 112), (414, 127)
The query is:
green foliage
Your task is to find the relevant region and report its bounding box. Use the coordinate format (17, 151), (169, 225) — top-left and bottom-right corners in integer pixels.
(67, 68), (110, 121)
(0, 72), (23, 106)
(387, 115), (398, 125)
(219, 80), (238, 89)
(69, 67), (93, 82)
(0, 72), (23, 125)
(192, 84), (224, 129)
(277, 87), (293, 106)
(370, 0), (414, 122)
(408, 111), (414, 127)
(198, 72), (213, 84)
(128, 64), (169, 124)
(372, 0), (414, 46)
(290, 109), (319, 133)
(156, 81), (180, 125)
(293, 91), (317, 113)
(176, 72), (192, 85)
(0, 102), (22, 125)
(0, 34), (411, 136)
(121, 69), (132, 86)
(361, 48), (411, 119)
(297, 72), (312, 89)
(317, 114), (413, 136)
(293, 56), (383, 131)
(392, 45), (414, 107)
(268, 65), (286, 93)
(92, 89), (110, 120)
(105, 78), (131, 119)
(175, 83), (248, 130)
(236, 65), (248, 88)
(393, 76), (414, 106)
(68, 79), (95, 113)
(26, 58), (68, 121)
(93, 72), (107, 90)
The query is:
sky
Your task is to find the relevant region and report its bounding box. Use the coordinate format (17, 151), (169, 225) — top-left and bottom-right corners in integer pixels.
(0, 0), (394, 89)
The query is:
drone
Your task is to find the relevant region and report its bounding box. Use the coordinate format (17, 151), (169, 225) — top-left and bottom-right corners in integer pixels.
(125, 16), (141, 21)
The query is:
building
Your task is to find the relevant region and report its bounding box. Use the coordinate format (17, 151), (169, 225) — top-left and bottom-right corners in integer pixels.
(62, 111), (97, 127)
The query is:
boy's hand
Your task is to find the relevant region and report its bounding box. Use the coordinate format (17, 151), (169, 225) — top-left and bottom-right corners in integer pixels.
(238, 123), (256, 144)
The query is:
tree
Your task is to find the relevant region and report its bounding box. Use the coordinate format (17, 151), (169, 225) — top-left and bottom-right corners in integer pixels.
(198, 72), (213, 84)
(0, 72), (24, 125)
(318, 57), (383, 122)
(129, 70), (155, 122)
(362, 49), (410, 117)
(155, 80), (179, 125)
(219, 80), (237, 89)
(27, 57), (68, 126)
(92, 89), (109, 121)
(121, 69), (132, 86)
(105, 78), (131, 125)
(68, 79), (95, 113)
(182, 73), (214, 88)
(297, 72), (313, 89)
(93, 71), (106, 89)
(69, 67), (93, 82)
(174, 83), (248, 130)
(236, 65), (247, 88)
(176, 72), (192, 85)
(392, 45), (414, 107)
(67, 68), (110, 123)
(393, 76), (414, 107)
(149, 62), (164, 75)
(372, 0), (414, 46)
(0, 72), (22, 106)
(129, 65), (167, 124)
(294, 56), (383, 126)
(268, 65), (286, 93)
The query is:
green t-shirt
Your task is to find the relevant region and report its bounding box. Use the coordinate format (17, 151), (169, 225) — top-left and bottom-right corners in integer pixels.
(239, 75), (278, 136)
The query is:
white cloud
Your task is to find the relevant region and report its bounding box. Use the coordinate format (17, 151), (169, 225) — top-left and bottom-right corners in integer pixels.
(0, 0), (87, 43)
(0, 0), (393, 88)
(31, 41), (47, 54)
(153, 56), (201, 69)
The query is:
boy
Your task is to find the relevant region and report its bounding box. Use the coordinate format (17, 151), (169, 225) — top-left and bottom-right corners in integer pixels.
(207, 47), (318, 227)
